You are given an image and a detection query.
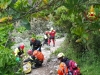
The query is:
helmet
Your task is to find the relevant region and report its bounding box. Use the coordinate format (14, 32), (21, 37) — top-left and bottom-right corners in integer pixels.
(27, 50), (33, 55)
(45, 31), (49, 34)
(19, 44), (24, 50)
(50, 27), (53, 31)
(30, 38), (35, 42)
(57, 53), (65, 58)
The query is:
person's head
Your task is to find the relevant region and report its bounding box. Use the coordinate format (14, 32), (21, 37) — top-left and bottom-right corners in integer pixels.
(57, 52), (65, 61)
(27, 50), (33, 56)
(19, 44), (24, 50)
(30, 38), (35, 42)
(45, 31), (48, 34)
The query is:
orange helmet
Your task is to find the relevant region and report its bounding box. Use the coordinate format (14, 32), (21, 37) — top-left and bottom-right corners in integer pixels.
(27, 50), (33, 55)
(30, 38), (35, 42)
(19, 44), (24, 50)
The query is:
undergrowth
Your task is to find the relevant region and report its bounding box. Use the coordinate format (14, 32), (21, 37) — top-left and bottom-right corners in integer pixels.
(53, 37), (100, 75)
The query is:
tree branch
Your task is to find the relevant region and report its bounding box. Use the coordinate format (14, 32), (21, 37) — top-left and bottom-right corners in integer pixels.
(12, 0), (64, 22)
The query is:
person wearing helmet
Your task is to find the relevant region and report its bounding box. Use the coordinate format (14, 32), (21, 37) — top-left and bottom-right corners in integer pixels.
(48, 27), (56, 47)
(30, 38), (42, 52)
(57, 53), (81, 75)
(14, 44), (25, 57)
(57, 53), (68, 75)
(43, 31), (49, 46)
(24, 50), (44, 69)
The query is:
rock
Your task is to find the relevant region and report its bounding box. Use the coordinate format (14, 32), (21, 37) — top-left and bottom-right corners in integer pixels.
(49, 70), (54, 75)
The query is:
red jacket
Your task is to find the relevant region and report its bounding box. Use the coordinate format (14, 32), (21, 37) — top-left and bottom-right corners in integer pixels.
(49, 30), (56, 37)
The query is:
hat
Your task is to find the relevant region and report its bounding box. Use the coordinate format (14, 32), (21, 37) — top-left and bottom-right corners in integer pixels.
(57, 52), (65, 58)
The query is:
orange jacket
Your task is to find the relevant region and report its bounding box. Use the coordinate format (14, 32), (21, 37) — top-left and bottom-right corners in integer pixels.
(57, 62), (68, 75)
(33, 50), (44, 61)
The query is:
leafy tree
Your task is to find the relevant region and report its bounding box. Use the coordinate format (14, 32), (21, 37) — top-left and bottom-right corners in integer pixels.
(0, 0), (65, 74)
(53, 0), (100, 74)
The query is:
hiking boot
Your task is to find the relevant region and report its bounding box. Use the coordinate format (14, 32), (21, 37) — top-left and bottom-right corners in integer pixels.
(31, 65), (37, 69)
(32, 66), (37, 69)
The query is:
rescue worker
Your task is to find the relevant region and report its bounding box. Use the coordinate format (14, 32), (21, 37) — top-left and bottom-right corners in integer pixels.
(24, 50), (44, 69)
(30, 38), (42, 52)
(43, 31), (49, 46)
(48, 27), (56, 47)
(57, 53), (68, 75)
(57, 53), (81, 75)
(14, 44), (25, 58)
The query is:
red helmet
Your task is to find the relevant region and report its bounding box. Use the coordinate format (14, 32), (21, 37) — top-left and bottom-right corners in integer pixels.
(27, 50), (33, 55)
(19, 44), (24, 50)
(45, 31), (49, 34)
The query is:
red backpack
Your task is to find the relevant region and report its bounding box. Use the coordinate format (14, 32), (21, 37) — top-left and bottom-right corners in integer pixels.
(65, 60), (81, 75)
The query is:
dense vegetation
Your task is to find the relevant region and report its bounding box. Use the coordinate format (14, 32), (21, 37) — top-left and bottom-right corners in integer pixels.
(0, 0), (100, 75)
(53, 0), (100, 75)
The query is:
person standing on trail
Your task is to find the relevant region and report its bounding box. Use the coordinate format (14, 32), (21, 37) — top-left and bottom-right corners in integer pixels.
(43, 31), (49, 46)
(30, 38), (42, 52)
(57, 53), (81, 75)
(48, 27), (56, 47)
(24, 50), (44, 69)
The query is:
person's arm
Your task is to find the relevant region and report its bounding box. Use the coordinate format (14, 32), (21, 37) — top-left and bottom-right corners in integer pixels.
(14, 48), (19, 56)
(31, 56), (35, 60)
(30, 41), (33, 46)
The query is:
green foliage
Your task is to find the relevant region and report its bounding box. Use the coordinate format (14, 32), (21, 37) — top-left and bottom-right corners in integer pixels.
(55, 6), (68, 15)
(32, 33), (43, 41)
(20, 19), (31, 30)
(53, 0), (100, 75)
(14, 0), (29, 11)
(0, 23), (23, 74)
(16, 26), (26, 33)
(0, 0), (12, 9)
(0, 23), (13, 47)
(0, 46), (19, 75)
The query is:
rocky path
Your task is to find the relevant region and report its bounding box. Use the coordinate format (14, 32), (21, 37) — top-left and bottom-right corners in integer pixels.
(27, 37), (65, 75)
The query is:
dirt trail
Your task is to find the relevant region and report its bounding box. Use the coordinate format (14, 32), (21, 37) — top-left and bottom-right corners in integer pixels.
(27, 37), (65, 75)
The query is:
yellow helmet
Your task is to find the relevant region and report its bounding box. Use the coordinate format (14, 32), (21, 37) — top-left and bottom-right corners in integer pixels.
(57, 53), (65, 58)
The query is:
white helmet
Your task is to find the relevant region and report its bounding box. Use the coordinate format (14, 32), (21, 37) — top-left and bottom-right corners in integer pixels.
(57, 52), (65, 58)
(50, 27), (53, 31)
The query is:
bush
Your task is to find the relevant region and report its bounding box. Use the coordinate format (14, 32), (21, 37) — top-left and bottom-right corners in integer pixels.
(0, 46), (22, 75)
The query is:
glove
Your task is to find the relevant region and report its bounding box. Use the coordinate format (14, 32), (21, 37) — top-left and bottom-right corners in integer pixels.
(37, 48), (40, 51)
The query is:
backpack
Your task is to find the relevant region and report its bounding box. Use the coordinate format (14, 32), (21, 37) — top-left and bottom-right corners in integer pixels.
(65, 60), (81, 75)
(23, 62), (32, 74)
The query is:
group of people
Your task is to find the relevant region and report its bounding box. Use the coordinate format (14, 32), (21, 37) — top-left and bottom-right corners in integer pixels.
(57, 53), (81, 75)
(13, 27), (81, 75)
(14, 37), (44, 69)
(43, 27), (56, 47)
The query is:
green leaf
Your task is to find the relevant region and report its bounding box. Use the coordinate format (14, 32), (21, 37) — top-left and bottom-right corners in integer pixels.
(20, 19), (31, 30)
(82, 33), (88, 39)
(95, 8), (99, 16)
(0, 0), (12, 9)
(71, 26), (84, 36)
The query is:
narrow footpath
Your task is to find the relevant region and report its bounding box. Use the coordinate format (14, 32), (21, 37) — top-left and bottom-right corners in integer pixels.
(27, 37), (65, 75)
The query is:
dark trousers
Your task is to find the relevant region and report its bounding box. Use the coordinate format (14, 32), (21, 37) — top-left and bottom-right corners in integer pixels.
(43, 39), (48, 45)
